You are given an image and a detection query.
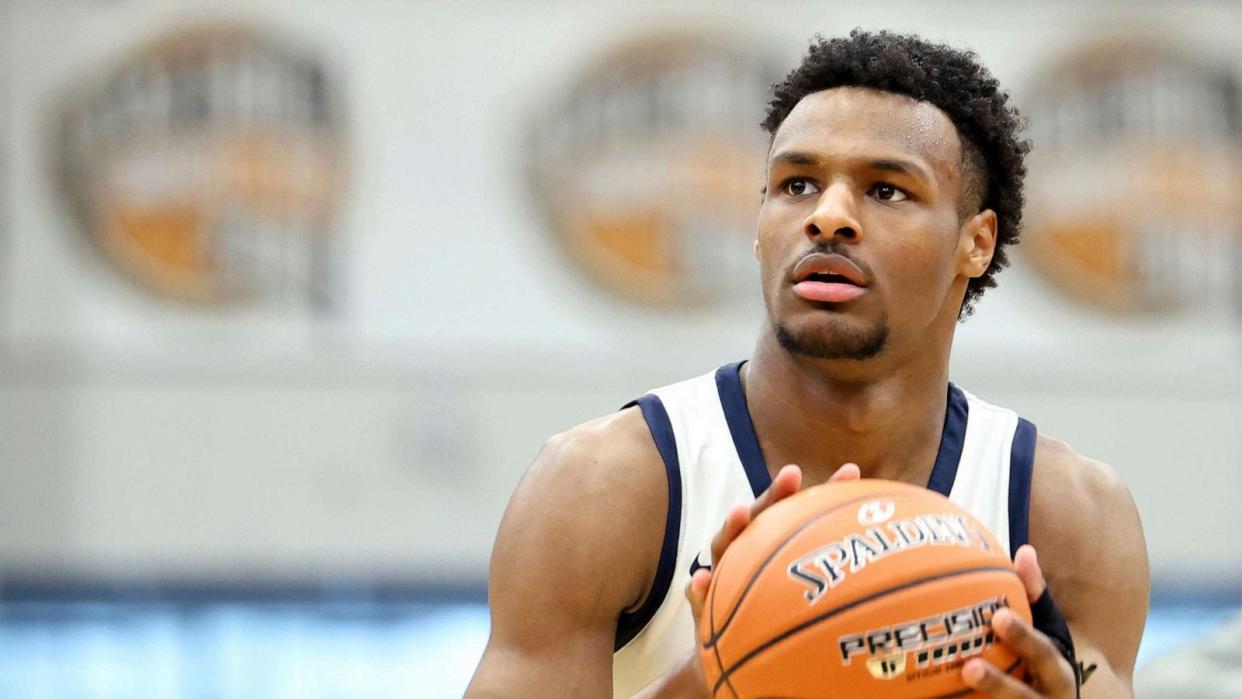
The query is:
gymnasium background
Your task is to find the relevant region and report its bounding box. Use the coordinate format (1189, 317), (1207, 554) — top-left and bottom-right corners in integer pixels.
(2, 1), (1240, 696)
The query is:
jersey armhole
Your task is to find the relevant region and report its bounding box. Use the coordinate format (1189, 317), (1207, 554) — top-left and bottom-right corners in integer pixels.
(1007, 417), (1037, 559)
(614, 394), (683, 651)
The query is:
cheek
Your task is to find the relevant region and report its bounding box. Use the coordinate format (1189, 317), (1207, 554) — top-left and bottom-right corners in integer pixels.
(756, 206), (791, 276)
(879, 224), (960, 305)
(756, 237), (785, 303)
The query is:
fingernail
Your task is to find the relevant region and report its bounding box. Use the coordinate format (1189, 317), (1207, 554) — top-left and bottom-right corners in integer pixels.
(963, 660), (985, 684)
(992, 609), (1010, 633)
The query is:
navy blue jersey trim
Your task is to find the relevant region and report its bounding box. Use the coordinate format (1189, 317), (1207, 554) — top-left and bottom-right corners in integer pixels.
(715, 362), (772, 497)
(1008, 417), (1037, 559)
(614, 394), (683, 651)
(926, 384), (969, 496)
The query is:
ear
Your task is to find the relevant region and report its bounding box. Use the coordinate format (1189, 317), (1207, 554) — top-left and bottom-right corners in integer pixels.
(957, 209), (997, 279)
(753, 239), (760, 261)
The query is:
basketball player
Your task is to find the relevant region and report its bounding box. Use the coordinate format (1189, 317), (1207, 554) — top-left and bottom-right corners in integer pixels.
(467, 31), (1148, 698)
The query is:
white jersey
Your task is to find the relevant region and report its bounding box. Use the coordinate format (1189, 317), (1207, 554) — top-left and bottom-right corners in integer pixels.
(611, 362), (1037, 698)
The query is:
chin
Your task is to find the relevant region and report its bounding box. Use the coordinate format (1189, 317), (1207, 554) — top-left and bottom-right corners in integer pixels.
(773, 314), (890, 362)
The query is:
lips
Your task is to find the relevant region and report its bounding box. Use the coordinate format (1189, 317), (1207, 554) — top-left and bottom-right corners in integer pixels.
(791, 253), (869, 303)
(792, 253), (869, 286)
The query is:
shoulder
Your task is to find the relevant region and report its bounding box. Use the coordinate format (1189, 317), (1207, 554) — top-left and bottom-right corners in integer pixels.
(1028, 433), (1148, 618)
(529, 405), (667, 516)
(1031, 434), (1133, 521)
(494, 405), (669, 610)
(1029, 434), (1136, 543)
(470, 407), (668, 696)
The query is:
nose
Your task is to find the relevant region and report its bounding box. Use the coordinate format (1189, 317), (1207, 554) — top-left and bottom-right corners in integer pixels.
(803, 181), (862, 244)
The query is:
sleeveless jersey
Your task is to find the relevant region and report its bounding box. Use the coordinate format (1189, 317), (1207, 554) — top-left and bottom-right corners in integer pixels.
(611, 362), (1037, 698)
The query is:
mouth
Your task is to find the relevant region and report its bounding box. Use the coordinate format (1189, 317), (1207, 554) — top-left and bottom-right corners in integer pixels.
(793, 278), (867, 303)
(790, 253), (869, 303)
(803, 271), (856, 284)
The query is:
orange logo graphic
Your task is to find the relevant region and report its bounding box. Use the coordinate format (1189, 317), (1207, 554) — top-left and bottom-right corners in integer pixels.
(54, 24), (347, 307)
(525, 33), (781, 307)
(1023, 36), (1242, 316)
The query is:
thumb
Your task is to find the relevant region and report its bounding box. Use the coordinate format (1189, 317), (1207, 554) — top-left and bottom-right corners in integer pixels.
(1013, 544), (1047, 602)
(686, 569), (712, 632)
(829, 462), (861, 483)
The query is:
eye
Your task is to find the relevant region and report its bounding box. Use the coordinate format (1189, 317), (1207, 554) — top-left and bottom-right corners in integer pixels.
(870, 183), (908, 202)
(782, 178), (820, 197)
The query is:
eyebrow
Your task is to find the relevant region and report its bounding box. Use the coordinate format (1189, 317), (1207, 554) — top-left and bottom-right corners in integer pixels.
(769, 151), (932, 183)
(769, 151), (821, 168)
(869, 158), (932, 182)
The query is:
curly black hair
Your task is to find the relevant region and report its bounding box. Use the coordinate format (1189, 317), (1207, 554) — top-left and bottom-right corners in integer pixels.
(762, 30), (1030, 316)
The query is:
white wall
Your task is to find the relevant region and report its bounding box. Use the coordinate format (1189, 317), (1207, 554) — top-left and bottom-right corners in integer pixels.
(1, 0), (1240, 586)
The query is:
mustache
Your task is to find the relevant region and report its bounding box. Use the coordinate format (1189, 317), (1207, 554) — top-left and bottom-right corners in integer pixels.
(787, 242), (874, 279)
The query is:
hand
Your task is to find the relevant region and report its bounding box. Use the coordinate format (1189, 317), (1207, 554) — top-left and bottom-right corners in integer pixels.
(681, 463), (861, 694)
(963, 545), (1077, 698)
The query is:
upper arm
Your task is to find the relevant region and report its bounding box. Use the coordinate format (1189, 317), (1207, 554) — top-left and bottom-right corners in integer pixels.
(466, 408), (667, 699)
(1029, 436), (1150, 697)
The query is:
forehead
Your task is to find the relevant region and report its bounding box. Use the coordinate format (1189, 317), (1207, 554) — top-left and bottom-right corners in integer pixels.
(769, 87), (963, 177)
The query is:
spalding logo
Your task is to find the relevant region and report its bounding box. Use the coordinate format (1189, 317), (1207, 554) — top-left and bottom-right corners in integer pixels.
(857, 499), (895, 526)
(786, 513), (993, 605)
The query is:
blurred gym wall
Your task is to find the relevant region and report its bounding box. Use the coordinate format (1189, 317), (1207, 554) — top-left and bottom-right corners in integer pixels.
(1, 0), (1239, 596)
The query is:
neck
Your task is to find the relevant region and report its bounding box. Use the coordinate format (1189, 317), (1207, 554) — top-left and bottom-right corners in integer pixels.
(744, 324), (955, 488)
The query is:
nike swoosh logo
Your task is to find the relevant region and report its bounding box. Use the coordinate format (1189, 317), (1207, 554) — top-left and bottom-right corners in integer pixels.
(689, 552), (712, 576)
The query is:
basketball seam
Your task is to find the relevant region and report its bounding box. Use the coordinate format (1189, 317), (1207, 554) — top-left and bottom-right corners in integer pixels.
(708, 561), (733, 698)
(704, 489), (910, 648)
(711, 565), (1018, 695)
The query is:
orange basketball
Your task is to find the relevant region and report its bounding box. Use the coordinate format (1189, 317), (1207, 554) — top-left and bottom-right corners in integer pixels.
(699, 479), (1031, 698)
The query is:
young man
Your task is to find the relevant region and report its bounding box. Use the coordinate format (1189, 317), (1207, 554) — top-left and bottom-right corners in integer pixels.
(468, 31), (1149, 698)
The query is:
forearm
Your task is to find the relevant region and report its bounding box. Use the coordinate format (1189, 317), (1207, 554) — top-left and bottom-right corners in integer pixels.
(1069, 618), (1140, 699)
(1079, 662), (1133, 699)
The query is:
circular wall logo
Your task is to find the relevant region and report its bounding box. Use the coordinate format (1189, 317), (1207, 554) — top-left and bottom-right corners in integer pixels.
(54, 24), (347, 307)
(1022, 37), (1242, 316)
(524, 32), (782, 307)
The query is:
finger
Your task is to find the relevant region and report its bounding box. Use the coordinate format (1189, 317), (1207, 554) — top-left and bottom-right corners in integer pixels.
(1012, 545), (1047, 602)
(685, 568), (712, 627)
(962, 658), (1038, 698)
(747, 465), (802, 519)
(710, 504), (751, 566)
(992, 608), (1076, 694)
(828, 462), (861, 483)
